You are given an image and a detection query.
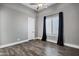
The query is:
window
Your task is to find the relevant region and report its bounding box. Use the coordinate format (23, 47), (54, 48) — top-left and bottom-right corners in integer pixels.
(46, 14), (59, 37)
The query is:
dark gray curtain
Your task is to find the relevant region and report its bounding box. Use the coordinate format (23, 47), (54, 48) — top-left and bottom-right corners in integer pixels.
(57, 12), (64, 46)
(41, 16), (47, 41)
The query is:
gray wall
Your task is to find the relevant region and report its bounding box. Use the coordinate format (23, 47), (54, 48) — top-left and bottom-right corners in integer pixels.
(35, 13), (38, 38)
(37, 3), (79, 46)
(0, 4), (3, 45)
(0, 3), (36, 45)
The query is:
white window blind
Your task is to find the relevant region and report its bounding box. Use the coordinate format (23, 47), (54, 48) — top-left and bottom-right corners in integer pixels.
(46, 14), (59, 37)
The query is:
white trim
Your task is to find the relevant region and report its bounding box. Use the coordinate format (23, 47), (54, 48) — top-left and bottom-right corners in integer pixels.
(0, 39), (29, 48)
(47, 39), (79, 49)
(1, 37), (79, 49)
(47, 39), (57, 43)
(35, 37), (41, 39)
(64, 43), (79, 49)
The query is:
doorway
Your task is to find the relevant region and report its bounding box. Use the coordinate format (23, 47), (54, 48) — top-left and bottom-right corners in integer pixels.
(28, 16), (35, 40)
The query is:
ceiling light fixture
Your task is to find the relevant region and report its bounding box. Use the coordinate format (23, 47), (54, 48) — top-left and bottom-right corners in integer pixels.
(37, 4), (43, 10)
(38, 4), (43, 7)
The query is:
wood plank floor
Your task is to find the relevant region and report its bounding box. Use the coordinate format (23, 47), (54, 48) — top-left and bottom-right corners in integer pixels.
(0, 39), (79, 56)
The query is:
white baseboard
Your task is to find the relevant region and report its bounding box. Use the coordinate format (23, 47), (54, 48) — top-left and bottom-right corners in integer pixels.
(35, 37), (41, 39)
(47, 39), (79, 49)
(35, 37), (79, 49)
(47, 39), (57, 43)
(0, 38), (38, 48)
(64, 43), (79, 49)
(1, 37), (79, 49)
(0, 39), (29, 48)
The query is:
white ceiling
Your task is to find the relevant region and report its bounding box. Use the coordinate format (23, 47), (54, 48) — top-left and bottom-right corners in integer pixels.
(22, 3), (55, 11)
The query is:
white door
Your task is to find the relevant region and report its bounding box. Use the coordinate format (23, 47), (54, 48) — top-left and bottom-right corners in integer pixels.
(28, 17), (35, 40)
